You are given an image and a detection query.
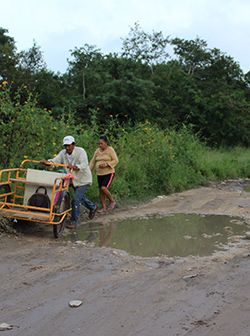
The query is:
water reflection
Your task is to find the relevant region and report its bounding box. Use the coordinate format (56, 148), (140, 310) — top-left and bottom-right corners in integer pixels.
(68, 214), (248, 257)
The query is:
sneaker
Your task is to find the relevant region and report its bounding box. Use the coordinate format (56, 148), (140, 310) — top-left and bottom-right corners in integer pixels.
(66, 224), (77, 230)
(97, 208), (107, 215)
(108, 201), (116, 210)
(89, 205), (98, 220)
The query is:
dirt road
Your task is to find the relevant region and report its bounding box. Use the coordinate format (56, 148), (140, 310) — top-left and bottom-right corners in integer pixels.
(1, 180), (250, 336)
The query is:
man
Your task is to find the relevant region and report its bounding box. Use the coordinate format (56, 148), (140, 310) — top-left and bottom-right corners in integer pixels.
(40, 135), (98, 229)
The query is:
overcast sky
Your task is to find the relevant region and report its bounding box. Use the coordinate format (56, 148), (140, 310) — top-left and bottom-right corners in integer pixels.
(1, 0), (250, 73)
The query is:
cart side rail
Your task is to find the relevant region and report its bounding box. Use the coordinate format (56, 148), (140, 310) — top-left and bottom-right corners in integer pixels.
(20, 159), (67, 169)
(0, 168), (23, 183)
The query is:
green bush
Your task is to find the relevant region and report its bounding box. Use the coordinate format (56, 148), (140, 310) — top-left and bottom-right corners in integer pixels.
(1, 87), (249, 203)
(0, 87), (79, 166)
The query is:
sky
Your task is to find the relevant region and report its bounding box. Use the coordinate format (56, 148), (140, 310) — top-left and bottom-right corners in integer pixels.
(1, 0), (250, 73)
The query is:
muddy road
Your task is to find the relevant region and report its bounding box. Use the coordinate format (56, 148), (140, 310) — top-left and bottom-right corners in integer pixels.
(1, 180), (250, 336)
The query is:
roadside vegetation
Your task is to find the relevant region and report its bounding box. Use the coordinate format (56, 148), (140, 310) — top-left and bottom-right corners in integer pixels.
(0, 87), (249, 203)
(0, 24), (249, 202)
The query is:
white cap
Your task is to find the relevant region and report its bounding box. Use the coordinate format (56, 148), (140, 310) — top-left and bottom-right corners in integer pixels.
(63, 135), (75, 146)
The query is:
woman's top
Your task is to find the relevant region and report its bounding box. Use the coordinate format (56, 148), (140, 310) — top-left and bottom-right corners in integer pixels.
(89, 146), (119, 176)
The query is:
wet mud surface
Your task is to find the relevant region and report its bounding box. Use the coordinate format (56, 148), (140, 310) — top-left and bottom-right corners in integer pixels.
(1, 179), (250, 336)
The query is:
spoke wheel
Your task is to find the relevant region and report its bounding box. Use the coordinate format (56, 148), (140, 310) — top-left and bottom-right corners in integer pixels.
(53, 192), (71, 239)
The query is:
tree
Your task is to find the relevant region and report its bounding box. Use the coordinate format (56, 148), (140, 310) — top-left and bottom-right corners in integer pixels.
(151, 61), (201, 127)
(170, 36), (250, 145)
(171, 37), (210, 76)
(68, 44), (103, 100)
(122, 22), (169, 70)
(67, 48), (157, 123)
(0, 27), (19, 81)
(1, 25), (249, 147)
(19, 41), (46, 73)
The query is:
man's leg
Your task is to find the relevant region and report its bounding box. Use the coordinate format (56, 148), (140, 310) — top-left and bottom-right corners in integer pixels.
(68, 186), (97, 228)
(76, 185), (98, 220)
(69, 187), (81, 227)
(70, 200), (77, 225)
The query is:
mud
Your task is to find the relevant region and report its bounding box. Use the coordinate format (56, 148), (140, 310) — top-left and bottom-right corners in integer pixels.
(1, 179), (250, 336)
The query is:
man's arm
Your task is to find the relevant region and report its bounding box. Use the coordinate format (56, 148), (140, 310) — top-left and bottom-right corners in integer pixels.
(74, 149), (89, 171)
(40, 151), (64, 166)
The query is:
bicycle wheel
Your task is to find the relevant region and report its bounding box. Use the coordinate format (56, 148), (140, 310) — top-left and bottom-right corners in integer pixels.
(53, 192), (71, 239)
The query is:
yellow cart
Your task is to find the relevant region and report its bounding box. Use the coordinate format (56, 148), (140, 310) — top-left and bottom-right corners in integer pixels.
(0, 160), (72, 238)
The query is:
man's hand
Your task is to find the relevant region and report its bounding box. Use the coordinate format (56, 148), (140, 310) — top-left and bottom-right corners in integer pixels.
(40, 160), (52, 166)
(67, 164), (79, 171)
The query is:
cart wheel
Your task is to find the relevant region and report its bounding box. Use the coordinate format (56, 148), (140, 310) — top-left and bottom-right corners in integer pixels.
(0, 184), (12, 204)
(53, 192), (71, 239)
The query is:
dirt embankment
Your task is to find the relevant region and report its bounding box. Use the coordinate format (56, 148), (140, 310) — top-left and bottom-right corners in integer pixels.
(0, 180), (250, 336)
(98, 179), (250, 225)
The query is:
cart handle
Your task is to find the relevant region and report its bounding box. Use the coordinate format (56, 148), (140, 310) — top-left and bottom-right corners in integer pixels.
(20, 159), (68, 169)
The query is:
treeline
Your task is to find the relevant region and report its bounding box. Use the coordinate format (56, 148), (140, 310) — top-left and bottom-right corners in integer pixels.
(0, 23), (250, 146)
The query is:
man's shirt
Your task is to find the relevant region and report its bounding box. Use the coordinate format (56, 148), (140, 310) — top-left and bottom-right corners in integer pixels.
(50, 146), (92, 187)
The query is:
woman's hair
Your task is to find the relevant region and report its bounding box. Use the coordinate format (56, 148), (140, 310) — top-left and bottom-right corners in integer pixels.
(99, 135), (109, 144)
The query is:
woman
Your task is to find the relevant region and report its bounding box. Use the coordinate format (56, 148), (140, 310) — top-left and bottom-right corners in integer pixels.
(90, 135), (119, 213)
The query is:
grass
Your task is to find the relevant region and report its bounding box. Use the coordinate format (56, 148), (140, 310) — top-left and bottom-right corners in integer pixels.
(199, 147), (250, 181)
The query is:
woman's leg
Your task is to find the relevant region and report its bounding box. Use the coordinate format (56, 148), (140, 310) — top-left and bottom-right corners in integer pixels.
(99, 189), (107, 210)
(98, 175), (107, 211)
(98, 174), (116, 210)
(101, 186), (114, 202)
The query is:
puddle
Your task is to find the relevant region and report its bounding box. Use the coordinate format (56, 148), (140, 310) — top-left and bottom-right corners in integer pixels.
(67, 214), (249, 257)
(244, 186), (250, 192)
(242, 180), (250, 192)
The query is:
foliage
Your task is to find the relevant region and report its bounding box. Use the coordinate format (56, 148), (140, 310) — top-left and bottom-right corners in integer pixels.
(19, 41), (46, 73)
(1, 88), (249, 204)
(0, 28), (18, 81)
(0, 85), (76, 167)
(0, 25), (250, 148)
(121, 22), (169, 67)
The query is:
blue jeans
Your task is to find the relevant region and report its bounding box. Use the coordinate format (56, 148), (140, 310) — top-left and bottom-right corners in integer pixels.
(71, 185), (96, 225)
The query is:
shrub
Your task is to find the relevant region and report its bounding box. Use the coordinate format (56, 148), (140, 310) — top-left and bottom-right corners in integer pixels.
(1, 88), (249, 203)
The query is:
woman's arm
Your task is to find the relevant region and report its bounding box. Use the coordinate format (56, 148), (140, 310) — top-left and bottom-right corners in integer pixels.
(107, 147), (119, 169)
(89, 150), (98, 171)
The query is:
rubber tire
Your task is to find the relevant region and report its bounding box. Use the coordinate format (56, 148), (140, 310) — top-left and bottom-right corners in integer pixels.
(53, 192), (71, 239)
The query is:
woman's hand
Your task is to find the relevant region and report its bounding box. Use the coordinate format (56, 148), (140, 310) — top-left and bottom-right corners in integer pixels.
(99, 162), (108, 168)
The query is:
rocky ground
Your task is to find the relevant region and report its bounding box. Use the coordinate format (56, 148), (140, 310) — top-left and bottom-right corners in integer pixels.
(0, 179), (250, 336)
